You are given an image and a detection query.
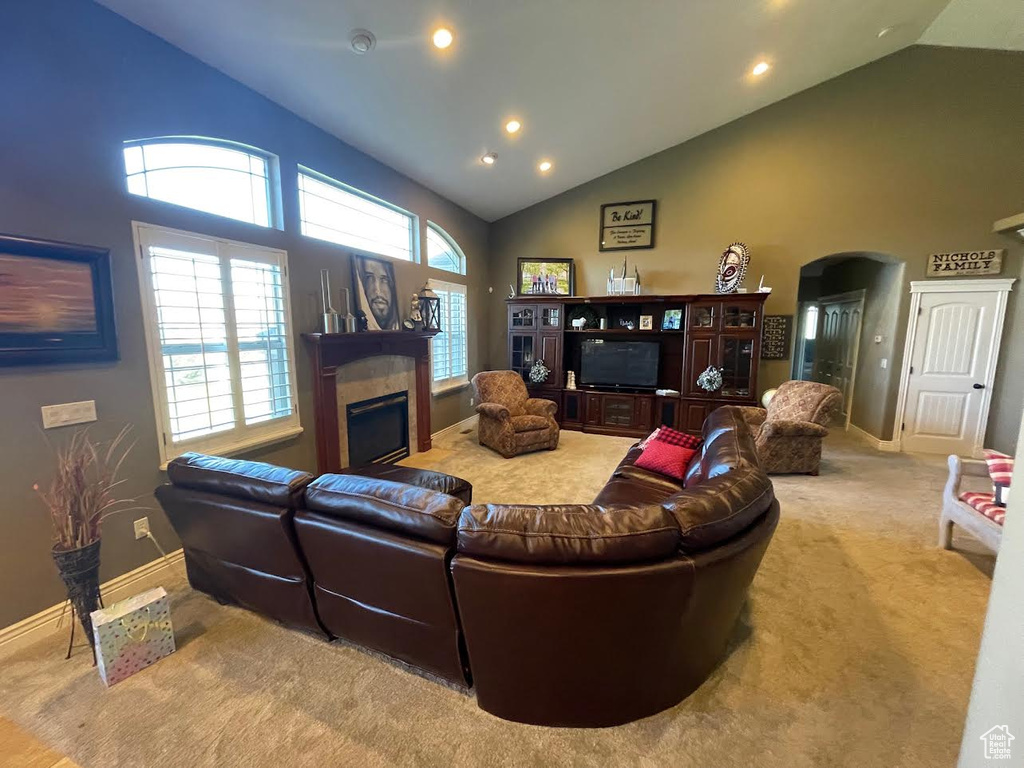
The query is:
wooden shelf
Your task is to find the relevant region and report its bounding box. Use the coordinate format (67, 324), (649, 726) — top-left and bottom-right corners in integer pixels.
(565, 328), (686, 335)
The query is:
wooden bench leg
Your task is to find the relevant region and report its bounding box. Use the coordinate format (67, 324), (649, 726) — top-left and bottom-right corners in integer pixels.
(939, 514), (955, 550)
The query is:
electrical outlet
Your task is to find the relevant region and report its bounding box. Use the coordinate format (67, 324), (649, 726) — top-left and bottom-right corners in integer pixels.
(134, 517), (150, 540)
(880, 358), (888, 369)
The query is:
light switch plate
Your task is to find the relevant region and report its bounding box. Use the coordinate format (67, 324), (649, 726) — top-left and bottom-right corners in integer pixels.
(41, 400), (97, 429)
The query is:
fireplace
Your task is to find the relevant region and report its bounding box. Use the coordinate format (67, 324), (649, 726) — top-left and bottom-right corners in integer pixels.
(346, 391), (410, 466)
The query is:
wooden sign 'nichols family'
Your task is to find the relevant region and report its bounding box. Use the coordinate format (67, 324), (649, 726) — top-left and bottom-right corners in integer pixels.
(926, 249), (1004, 277)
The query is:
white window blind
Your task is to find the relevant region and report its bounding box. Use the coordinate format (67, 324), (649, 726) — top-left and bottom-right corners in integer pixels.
(123, 139), (277, 228)
(134, 223), (301, 464)
(426, 222), (465, 275)
(298, 168), (416, 261)
(429, 280), (468, 392)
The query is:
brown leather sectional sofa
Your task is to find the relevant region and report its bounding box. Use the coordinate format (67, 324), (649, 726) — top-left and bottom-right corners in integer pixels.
(155, 406), (778, 727)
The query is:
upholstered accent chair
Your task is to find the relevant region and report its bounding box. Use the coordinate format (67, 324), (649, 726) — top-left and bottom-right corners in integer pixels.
(471, 371), (560, 458)
(738, 380), (843, 475)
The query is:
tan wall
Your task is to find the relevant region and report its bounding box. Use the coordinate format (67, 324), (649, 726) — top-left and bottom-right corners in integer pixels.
(488, 46), (1024, 451)
(0, 1), (487, 629)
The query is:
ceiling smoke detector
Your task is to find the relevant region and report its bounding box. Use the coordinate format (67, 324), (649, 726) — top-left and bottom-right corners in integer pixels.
(350, 29), (376, 54)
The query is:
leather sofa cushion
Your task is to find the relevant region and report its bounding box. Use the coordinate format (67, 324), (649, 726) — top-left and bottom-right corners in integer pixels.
(340, 464), (472, 505)
(662, 468), (774, 552)
(592, 477), (678, 507)
(306, 474), (465, 545)
(699, 407), (760, 479)
(511, 414), (550, 433)
(166, 452), (314, 508)
(457, 504), (680, 565)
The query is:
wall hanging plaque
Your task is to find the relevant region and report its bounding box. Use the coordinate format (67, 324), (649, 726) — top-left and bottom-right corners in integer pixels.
(599, 200), (656, 251)
(761, 315), (793, 360)
(926, 249), (1004, 277)
(716, 242), (750, 293)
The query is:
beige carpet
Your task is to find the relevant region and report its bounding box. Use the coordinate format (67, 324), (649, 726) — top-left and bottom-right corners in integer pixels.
(0, 428), (995, 767)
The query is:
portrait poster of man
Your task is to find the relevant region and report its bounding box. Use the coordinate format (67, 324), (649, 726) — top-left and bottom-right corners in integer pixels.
(351, 253), (400, 331)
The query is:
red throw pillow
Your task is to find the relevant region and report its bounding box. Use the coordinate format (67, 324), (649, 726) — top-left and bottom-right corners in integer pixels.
(637, 428), (661, 450)
(652, 426), (703, 450)
(635, 438), (698, 480)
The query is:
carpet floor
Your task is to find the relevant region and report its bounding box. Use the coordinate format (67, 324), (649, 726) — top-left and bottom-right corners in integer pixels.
(0, 428), (995, 767)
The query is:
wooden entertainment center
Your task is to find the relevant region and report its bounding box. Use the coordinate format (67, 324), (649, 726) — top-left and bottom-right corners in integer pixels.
(506, 293), (768, 437)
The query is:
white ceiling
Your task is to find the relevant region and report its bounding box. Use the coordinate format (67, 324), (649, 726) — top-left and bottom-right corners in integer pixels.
(919, 0), (1024, 50)
(96, 0), (963, 222)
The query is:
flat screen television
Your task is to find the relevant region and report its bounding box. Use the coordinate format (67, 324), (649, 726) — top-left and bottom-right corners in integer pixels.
(580, 340), (659, 388)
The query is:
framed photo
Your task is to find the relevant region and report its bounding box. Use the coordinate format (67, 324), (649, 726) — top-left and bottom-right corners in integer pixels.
(639, 315), (653, 330)
(661, 309), (682, 330)
(0, 233), (118, 366)
(351, 253), (400, 331)
(517, 258), (574, 296)
(599, 200), (656, 251)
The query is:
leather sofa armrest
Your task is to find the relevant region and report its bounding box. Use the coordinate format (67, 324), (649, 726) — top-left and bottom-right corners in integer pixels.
(167, 452), (314, 507)
(457, 503), (679, 565)
(476, 402), (510, 421)
(524, 398), (557, 417)
(306, 474), (465, 545)
(759, 419), (829, 438)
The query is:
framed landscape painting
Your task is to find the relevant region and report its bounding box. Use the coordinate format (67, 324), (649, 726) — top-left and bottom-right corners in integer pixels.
(0, 234), (118, 366)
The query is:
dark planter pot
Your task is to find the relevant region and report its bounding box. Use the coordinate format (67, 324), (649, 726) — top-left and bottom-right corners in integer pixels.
(52, 539), (102, 653)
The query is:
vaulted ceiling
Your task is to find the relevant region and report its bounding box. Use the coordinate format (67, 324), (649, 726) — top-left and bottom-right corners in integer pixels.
(95, 0), (1008, 222)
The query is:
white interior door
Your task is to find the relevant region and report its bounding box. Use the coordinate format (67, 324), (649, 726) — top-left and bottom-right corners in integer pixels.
(900, 281), (1013, 455)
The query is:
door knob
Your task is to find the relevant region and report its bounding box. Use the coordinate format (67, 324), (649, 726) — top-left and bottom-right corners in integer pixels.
(973, 383), (985, 390)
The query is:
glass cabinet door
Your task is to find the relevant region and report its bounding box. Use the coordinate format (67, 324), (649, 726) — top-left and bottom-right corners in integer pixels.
(688, 301), (718, 331)
(509, 305), (536, 329)
(510, 333), (535, 380)
(719, 337), (754, 397)
(540, 306), (561, 329)
(723, 303), (757, 329)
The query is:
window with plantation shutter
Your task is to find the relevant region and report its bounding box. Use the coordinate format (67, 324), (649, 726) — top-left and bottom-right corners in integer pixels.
(428, 279), (469, 393)
(133, 223), (301, 465)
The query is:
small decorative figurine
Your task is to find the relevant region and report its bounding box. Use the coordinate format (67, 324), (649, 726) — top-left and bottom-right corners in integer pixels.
(529, 359), (550, 385)
(566, 371), (577, 390)
(716, 242), (750, 294)
(407, 292), (423, 329)
(697, 365), (724, 393)
(508, 284), (516, 299)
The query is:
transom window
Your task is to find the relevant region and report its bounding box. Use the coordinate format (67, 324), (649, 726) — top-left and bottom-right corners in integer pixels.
(123, 138), (278, 228)
(133, 223), (301, 465)
(298, 167), (416, 261)
(426, 222), (466, 275)
(429, 279), (469, 393)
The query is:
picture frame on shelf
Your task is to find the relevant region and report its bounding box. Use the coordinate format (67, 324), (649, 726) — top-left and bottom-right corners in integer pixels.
(351, 252), (400, 331)
(661, 309), (683, 330)
(639, 315), (653, 330)
(517, 258), (575, 296)
(0, 233), (118, 366)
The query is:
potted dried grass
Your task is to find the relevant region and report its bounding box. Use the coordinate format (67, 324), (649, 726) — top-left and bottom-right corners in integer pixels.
(34, 427), (140, 659)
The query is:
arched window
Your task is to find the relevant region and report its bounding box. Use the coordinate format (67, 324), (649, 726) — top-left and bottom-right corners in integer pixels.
(123, 138), (279, 228)
(426, 222), (466, 275)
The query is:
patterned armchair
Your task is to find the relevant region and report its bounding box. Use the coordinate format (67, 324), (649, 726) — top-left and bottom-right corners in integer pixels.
(737, 380), (843, 475)
(471, 371), (560, 458)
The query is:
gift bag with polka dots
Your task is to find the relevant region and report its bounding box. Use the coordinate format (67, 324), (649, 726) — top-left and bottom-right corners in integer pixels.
(90, 587), (175, 687)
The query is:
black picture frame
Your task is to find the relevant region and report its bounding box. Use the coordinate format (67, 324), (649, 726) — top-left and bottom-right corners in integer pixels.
(351, 252), (401, 331)
(599, 199), (656, 252)
(0, 233), (118, 366)
(516, 258), (575, 296)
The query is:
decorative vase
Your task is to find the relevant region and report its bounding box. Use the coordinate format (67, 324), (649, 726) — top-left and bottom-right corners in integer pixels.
(52, 539), (102, 657)
(697, 366), (724, 393)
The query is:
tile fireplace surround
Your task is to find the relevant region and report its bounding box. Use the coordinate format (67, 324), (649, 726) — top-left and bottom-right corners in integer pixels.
(304, 331), (437, 473)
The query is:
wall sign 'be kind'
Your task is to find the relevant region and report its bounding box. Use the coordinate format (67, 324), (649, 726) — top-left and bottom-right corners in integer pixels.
(926, 249), (1004, 277)
(599, 200), (656, 251)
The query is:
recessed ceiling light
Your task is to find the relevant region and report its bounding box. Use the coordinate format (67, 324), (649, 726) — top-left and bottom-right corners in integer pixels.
(505, 119), (522, 134)
(350, 29), (376, 54)
(433, 28), (454, 49)
(752, 61), (770, 76)
(481, 153), (497, 165)
(538, 160), (552, 173)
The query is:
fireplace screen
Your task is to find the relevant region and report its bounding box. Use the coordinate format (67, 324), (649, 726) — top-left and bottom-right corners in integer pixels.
(346, 391), (410, 466)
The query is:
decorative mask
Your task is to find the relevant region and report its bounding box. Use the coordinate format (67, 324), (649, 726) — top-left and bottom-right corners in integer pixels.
(716, 242), (750, 294)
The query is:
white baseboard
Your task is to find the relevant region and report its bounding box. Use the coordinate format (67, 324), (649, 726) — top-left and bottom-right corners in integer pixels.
(0, 548), (185, 658)
(848, 423), (900, 452)
(431, 414), (478, 442)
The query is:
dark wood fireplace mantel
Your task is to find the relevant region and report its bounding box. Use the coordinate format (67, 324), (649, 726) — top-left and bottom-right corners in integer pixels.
(303, 330), (439, 473)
